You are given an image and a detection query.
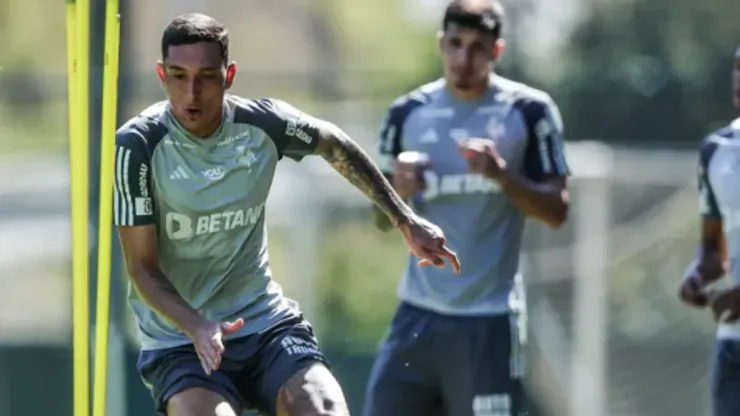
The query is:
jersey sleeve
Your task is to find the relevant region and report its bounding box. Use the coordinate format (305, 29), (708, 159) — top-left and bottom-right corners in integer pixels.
(377, 95), (424, 174)
(252, 98), (321, 162)
(378, 106), (404, 174)
(114, 128), (155, 226)
(698, 137), (721, 219)
(520, 94), (571, 181)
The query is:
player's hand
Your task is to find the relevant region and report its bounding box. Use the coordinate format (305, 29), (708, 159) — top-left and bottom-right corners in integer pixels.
(459, 138), (507, 180)
(397, 215), (461, 274)
(392, 160), (427, 199)
(710, 288), (740, 323)
(678, 273), (710, 308)
(187, 318), (244, 375)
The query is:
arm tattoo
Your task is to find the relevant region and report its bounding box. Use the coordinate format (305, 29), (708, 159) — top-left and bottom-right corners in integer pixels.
(317, 127), (412, 228)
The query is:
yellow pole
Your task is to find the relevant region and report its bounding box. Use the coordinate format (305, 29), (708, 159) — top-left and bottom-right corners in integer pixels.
(92, 1), (120, 415)
(67, 0), (90, 414)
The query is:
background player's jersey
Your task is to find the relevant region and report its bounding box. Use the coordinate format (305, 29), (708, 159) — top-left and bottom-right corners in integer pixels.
(114, 96), (321, 350)
(698, 117), (740, 340)
(378, 76), (570, 316)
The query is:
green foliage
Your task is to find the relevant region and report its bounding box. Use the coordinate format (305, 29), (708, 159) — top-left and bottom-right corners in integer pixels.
(558, 0), (740, 143)
(315, 217), (407, 351)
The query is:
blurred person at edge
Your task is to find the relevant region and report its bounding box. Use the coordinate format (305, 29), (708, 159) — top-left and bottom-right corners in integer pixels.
(679, 46), (740, 416)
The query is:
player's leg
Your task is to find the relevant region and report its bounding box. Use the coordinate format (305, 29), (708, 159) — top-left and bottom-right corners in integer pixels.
(362, 303), (445, 416)
(167, 388), (240, 416)
(711, 340), (740, 416)
(275, 362), (348, 416)
(138, 344), (244, 416)
(235, 316), (348, 415)
(437, 312), (526, 416)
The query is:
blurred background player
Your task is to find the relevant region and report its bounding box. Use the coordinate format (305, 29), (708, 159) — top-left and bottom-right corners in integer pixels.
(114, 13), (460, 416)
(364, 0), (571, 415)
(678, 46), (740, 416)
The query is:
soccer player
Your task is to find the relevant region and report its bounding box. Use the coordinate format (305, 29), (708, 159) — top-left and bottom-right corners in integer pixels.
(678, 46), (740, 416)
(364, 1), (571, 415)
(114, 13), (460, 416)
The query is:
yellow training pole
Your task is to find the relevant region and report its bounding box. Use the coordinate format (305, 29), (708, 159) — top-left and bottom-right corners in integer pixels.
(92, 1), (120, 415)
(67, 0), (90, 414)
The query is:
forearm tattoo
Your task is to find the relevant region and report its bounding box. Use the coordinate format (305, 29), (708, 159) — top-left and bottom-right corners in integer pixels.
(318, 128), (411, 228)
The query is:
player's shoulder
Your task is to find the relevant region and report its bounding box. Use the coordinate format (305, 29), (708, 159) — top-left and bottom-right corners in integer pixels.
(493, 75), (556, 108)
(116, 100), (170, 152)
(699, 118), (740, 166)
(385, 79), (442, 122)
(226, 94), (297, 126)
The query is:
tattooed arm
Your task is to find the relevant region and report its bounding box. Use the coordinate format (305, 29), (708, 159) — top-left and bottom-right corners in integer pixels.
(253, 98), (460, 272)
(313, 123), (414, 228)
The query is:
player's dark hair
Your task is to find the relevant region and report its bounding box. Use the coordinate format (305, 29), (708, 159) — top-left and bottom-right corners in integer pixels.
(161, 13), (229, 63)
(442, 0), (504, 39)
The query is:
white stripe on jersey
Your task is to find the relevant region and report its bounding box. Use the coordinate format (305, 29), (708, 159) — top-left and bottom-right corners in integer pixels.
(534, 117), (553, 174)
(114, 146), (134, 225)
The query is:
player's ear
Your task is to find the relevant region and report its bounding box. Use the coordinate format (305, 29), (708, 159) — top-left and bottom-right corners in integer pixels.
(225, 62), (237, 89)
(436, 30), (445, 55)
(493, 38), (506, 61)
(156, 61), (166, 83)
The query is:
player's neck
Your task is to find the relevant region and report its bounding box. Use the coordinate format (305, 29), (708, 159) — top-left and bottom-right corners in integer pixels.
(171, 107), (225, 139)
(188, 117), (223, 139)
(446, 80), (490, 102)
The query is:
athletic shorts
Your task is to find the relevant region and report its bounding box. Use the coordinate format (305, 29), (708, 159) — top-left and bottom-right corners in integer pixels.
(712, 339), (740, 416)
(137, 315), (328, 415)
(363, 302), (527, 416)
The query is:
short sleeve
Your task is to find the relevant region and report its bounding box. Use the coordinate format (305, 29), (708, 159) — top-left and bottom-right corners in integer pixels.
(377, 95), (425, 174)
(250, 98), (321, 162)
(519, 94), (571, 182)
(114, 129), (155, 226)
(699, 137), (721, 219)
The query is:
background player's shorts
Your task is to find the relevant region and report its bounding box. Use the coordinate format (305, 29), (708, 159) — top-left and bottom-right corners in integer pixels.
(137, 315), (328, 415)
(712, 339), (740, 416)
(363, 302), (526, 416)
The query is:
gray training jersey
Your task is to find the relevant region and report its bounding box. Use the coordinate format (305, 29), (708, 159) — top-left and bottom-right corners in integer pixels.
(698, 117), (740, 340)
(114, 95), (323, 350)
(378, 76), (570, 316)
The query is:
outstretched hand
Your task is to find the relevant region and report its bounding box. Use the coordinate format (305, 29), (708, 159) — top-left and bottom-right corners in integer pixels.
(398, 215), (461, 274)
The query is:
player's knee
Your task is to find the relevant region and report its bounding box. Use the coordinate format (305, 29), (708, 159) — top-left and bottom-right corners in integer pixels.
(167, 387), (240, 416)
(276, 363), (349, 416)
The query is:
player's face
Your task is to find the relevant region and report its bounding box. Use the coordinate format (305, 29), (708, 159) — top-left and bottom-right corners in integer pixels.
(439, 23), (503, 91)
(158, 42), (235, 137)
(733, 47), (740, 109)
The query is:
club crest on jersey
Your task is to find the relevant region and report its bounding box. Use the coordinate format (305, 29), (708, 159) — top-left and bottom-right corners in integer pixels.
(238, 150), (258, 169)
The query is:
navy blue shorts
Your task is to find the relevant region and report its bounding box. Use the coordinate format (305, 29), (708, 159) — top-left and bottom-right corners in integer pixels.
(712, 339), (740, 416)
(363, 303), (523, 416)
(363, 302), (526, 416)
(137, 316), (328, 415)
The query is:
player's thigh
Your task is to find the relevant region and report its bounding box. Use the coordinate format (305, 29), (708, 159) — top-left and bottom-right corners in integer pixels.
(137, 344), (244, 415)
(363, 303), (444, 416)
(167, 387), (241, 416)
(248, 316), (347, 415)
(438, 313), (525, 416)
(275, 362), (348, 416)
(712, 340), (740, 416)
(363, 339), (444, 416)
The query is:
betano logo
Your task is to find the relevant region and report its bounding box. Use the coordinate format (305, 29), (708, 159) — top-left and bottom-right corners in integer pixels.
(421, 172), (501, 200)
(165, 203), (265, 240)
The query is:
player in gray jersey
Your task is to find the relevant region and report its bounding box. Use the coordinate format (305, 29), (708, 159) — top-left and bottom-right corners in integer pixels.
(114, 13), (460, 416)
(363, 1), (571, 415)
(678, 46), (740, 416)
